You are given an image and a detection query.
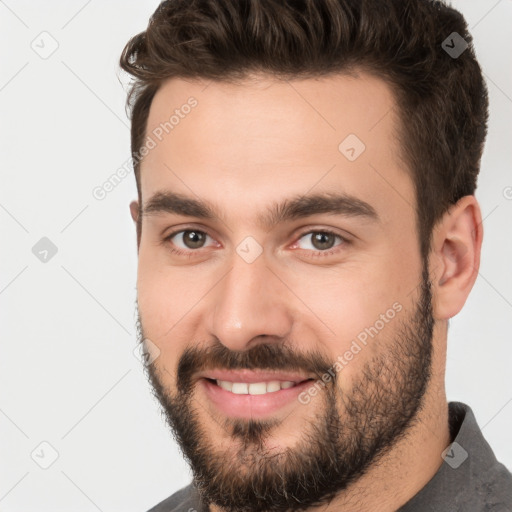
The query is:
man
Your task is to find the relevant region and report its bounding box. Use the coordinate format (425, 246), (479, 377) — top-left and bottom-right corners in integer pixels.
(120, 0), (512, 510)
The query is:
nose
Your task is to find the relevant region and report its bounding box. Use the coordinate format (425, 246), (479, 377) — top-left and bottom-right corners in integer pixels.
(207, 251), (294, 352)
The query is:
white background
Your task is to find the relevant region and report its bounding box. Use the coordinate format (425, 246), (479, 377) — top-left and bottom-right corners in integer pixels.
(0, 1), (511, 510)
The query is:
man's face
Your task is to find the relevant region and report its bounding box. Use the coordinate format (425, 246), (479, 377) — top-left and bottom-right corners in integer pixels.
(134, 73), (434, 511)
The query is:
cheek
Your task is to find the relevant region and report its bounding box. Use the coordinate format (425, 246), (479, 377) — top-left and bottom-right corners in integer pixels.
(288, 261), (406, 376)
(136, 275), (188, 381)
(137, 257), (182, 342)
(136, 255), (215, 345)
(288, 262), (390, 332)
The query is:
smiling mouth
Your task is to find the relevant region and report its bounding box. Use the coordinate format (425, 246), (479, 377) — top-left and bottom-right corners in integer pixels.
(204, 377), (315, 395)
(199, 375), (318, 419)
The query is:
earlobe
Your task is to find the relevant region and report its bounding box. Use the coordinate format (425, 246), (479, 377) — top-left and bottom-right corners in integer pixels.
(431, 196), (483, 320)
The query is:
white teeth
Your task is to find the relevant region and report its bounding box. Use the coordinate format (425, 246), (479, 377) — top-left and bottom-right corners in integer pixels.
(266, 381), (281, 393)
(217, 380), (233, 392)
(248, 382), (267, 395)
(231, 382), (249, 394)
(215, 379), (297, 394)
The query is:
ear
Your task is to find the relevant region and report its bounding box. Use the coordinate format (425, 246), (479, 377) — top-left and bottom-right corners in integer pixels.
(130, 200), (139, 223)
(429, 195), (483, 320)
(129, 200), (141, 251)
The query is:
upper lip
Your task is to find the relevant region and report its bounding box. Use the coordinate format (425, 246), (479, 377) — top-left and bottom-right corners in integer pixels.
(196, 369), (314, 384)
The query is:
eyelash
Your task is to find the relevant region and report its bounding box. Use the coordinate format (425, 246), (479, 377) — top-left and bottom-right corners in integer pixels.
(162, 227), (350, 259)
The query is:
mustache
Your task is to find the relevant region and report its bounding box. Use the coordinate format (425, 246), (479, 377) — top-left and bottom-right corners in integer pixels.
(175, 338), (335, 394)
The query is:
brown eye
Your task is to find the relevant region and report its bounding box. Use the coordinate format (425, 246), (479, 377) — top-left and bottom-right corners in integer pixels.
(166, 229), (213, 251)
(181, 230), (207, 249)
(310, 232), (337, 250)
(296, 231), (345, 252)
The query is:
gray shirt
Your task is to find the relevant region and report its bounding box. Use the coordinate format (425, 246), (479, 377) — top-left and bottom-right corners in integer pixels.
(147, 402), (512, 512)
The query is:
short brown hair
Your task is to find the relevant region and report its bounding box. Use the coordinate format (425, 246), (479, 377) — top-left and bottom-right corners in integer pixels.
(120, 0), (488, 261)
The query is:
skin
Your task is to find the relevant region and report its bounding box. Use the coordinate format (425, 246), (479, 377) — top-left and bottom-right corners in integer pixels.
(130, 72), (483, 511)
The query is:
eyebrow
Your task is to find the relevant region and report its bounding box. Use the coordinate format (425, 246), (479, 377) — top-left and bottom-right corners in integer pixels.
(143, 190), (380, 229)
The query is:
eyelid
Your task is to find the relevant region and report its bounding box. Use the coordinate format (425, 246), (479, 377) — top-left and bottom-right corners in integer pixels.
(293, 226), (352, 243)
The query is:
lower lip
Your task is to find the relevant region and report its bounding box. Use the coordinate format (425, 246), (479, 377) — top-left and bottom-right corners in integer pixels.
(200, 378), (315, 419)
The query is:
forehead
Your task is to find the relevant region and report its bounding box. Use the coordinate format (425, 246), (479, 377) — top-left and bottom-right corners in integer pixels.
(140, 72), (414, 228)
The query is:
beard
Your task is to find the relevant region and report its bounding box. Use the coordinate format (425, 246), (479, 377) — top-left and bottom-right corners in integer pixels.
(136, 260), (434, 512)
